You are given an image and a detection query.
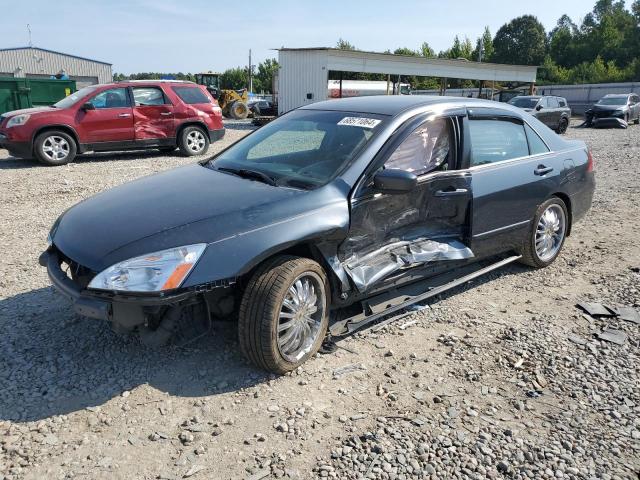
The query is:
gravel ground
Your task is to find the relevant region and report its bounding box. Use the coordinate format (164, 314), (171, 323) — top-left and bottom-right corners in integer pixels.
(0, 119), (638, 480)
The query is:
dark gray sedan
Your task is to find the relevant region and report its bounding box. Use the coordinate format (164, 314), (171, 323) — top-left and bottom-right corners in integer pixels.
(41, 96), (595, 373)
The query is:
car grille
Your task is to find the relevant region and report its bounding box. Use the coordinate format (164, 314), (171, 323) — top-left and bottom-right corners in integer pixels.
(57, 249), (96, 289)
(593, 110), (617, 119)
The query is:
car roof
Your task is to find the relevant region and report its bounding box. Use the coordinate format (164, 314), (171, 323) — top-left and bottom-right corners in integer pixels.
(512, 95), (541, 99)
(103, 80), (198, 88)
(301, 95), (511, 116)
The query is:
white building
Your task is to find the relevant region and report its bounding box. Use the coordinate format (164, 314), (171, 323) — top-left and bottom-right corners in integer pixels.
(0, 46), (112, 88)
(277, 48), (538, 114)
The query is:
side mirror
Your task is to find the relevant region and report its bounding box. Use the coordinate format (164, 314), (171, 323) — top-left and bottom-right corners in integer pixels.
(373, 168), (417, 194)
(535, 104), (543, 111)
(81, 102), (95, 111)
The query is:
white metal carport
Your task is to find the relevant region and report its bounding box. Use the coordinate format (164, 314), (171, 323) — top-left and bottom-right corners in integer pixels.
(276, 48), (538, 114)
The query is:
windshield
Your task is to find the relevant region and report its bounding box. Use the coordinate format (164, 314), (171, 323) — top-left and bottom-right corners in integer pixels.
(53, 86), (99, 109)
(209, 110), (385, 189)
(509, 97), (539, 109)
(597, 97), (627, 106)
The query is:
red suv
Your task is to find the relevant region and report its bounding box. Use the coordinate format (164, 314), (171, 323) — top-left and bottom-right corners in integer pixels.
(0, 80), (224, 165)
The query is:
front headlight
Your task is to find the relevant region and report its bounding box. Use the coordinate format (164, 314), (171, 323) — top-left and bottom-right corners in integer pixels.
(88, 244), (206, 292)
(6, 114), (31, 128)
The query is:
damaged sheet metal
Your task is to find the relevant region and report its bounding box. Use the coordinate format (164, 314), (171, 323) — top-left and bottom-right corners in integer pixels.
(343, 238), (474, 292)
(576, 302), (616, 317)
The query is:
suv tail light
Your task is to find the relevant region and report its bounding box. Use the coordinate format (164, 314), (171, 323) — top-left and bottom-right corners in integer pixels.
(586, 149), (594, 172)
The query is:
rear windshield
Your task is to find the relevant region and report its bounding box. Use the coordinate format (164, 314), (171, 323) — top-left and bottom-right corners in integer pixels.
(509, 97), (539, 109)
(597, 97), (627, 105)
(53, 86), (99, 109)
(172, 86), (211, 104)
(208, 109), (386, 189)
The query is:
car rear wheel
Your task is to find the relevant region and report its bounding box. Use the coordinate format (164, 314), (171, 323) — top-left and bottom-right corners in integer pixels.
(178, 126), (209, 156)
(238, 255), (329, 374)
(556, 118), (568, 134)
(34, 130), (77, 166)
(520, 197), (568, 268)
(634, 115), (639, 125)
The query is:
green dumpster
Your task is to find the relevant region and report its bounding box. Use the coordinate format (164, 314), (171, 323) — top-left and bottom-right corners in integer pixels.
(0, 77), (76, 115)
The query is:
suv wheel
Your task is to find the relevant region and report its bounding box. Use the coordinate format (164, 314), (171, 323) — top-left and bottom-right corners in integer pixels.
(178, 126), (209, 156)
(34, 130), (77, 166)
(238, 256), (329, 374)
(520, 197), (568, 268)
(556, 118), (568, 134)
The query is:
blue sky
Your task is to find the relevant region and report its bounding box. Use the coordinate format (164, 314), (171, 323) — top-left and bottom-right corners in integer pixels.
(1, 0), (628, 74)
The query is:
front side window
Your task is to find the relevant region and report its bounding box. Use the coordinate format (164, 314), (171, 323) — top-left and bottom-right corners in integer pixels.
(172, 86), (211, 104)
(210, 110), (384, 189)
(558, 99), (567, 107)
(89, 88), (130, 109)
(133, 87), (167, 106)
(384, 117), (452, 175)
(547, 97), (560, 108)
(469, 119), (529, 166)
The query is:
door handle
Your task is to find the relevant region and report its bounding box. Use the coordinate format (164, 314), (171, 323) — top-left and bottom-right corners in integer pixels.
(160, 112), (173, 116)
(534, 165), (554, 176)
(118, 113), (131, 118)
(434, 188), (468, 197)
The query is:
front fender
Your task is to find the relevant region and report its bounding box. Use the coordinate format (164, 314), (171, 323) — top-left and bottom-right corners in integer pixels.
(183, 199), (350, 287)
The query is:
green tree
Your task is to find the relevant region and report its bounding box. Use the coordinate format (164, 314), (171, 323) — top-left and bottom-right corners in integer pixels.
(220, 67), (247, 90)
(419, 42), (435, 58)
(473, 27), (494, 62)
(493, 15), (547, 65)
(336, 38), (357, 50)
(253, 58), (279, 93)
(393, 47), (418, 56)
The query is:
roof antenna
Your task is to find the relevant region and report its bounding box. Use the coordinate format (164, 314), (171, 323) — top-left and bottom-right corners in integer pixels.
(27, 24), (32, 47)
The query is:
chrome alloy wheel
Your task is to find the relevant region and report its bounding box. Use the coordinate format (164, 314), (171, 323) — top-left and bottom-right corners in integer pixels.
(42, 135), (70, 161)
(535, 204), (566, 262)
(277, 273), (325, 362)
(186, 130), (206, 153)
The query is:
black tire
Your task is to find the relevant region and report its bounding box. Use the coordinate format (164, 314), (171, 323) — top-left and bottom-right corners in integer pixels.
(520, 197), (569, 268)
(230, 101), (249, 120)
(634, 115), (639, 125)
(178, 126), (209, 156)
(556, 117), (568, 134)
(34, 130), (77, 166)
(158, 146), (177, 153)
(238, 255), (329, 374)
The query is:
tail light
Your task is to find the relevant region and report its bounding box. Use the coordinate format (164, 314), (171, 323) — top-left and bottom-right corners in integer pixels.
(586, 149), (594, 172)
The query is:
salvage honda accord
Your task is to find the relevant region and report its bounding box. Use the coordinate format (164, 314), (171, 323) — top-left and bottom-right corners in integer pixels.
(41, 96), (595, 373)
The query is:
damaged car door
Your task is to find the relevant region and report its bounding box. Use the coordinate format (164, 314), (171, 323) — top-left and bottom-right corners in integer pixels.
(339, 113), (473, 294)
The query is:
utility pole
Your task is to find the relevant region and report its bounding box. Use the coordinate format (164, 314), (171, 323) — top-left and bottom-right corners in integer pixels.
(27, 24), (32, 48)
(248, 49), (253, 93)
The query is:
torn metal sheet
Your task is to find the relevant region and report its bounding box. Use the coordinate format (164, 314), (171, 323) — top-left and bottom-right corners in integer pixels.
(568, 333), (589, 346)
(613, 306), (640, 325)
(576, 302), (616, 317)
(343, 238), (473, 292)
(597, 328), (628, 346)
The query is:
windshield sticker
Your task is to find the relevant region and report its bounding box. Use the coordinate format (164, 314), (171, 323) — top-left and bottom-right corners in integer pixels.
(337, 117), (381, 129)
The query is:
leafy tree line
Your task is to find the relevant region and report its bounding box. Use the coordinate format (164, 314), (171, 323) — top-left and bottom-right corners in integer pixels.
(114, 0), (640, 91)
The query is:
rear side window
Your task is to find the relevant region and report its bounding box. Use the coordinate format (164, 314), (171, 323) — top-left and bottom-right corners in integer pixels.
(172, 86), (211, 104)
(469, 119), (529, 166)
(385, 117), (452, 175)
(89, 88), (130, 109)
(525, 124), (549, 155)
(132, 87), (168, 106)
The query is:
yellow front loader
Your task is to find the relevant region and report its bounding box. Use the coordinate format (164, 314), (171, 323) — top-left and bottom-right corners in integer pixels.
(195, 72), (249, 119)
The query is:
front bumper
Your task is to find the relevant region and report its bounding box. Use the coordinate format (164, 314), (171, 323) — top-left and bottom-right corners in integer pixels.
(0, 133), (32, 158)
(593, 117), (627, 128)
(39, 249), (197, 324)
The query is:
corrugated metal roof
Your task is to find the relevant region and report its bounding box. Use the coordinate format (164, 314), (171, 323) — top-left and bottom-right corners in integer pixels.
(0, 46), (112, 65)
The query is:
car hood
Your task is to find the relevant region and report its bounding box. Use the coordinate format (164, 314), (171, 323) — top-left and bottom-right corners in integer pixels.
(2, 106), (56, 118)
(52, 163), (321, 271)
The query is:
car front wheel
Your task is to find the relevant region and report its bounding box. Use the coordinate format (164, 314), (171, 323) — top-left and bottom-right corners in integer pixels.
(34, 130), (77, 166)
(238, 256), (329, 374)
(178, 126), (209, 156)
(520, 197), (568, 268)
